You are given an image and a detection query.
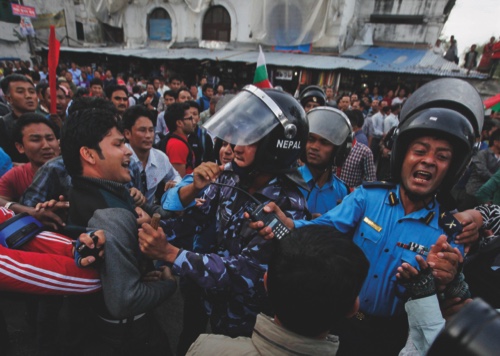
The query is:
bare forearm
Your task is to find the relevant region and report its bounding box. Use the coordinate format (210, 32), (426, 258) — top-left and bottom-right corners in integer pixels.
(178, 184), (202, 207)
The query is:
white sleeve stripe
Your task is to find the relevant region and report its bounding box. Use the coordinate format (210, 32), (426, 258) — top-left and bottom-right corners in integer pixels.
(0, 269), (100, 293)
(0, 255), (100, 283)
(34, 234), (73, 245)
(1, 260), (100, 288)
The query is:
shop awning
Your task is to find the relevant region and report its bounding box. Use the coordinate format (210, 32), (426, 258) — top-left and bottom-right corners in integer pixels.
(50, 45), (488, 79)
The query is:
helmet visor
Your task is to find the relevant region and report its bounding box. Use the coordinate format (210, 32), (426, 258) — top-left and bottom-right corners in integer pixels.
(307, 108), (352, 146)
(203, 90), (279, 146)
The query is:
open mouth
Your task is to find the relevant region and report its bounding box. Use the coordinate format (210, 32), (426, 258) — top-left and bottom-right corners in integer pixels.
(122, 161), (130, 169)
(413, 170), (432, 182)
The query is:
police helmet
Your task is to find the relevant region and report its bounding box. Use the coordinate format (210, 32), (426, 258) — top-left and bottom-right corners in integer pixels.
(299, 85), (326, 107)
(203, 85), (308, 172)
(391, 78), (483, 189)
(304, 107), (353, 166)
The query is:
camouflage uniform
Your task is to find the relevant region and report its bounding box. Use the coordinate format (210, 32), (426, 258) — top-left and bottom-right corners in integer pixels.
(164, 165), (307, 336)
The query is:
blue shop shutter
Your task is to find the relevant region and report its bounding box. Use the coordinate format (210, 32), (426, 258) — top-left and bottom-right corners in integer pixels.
(149, 19), (171, 41)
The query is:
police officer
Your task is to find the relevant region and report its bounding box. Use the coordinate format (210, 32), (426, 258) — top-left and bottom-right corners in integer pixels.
(249, 78), (484, 355)
(299, 107), (351, 215)
(138, 85), (309, 339)
(299, 85), (326, 112)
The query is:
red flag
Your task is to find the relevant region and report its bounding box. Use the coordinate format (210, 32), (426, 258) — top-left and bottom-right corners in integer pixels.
(48, 25), (60, 114)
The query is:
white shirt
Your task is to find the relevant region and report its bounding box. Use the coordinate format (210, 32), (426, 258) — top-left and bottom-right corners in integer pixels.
(384, 113), (398, 134)
(127, 144), (181, 205)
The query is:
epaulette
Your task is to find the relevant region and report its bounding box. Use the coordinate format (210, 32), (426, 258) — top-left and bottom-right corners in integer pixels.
(362, 181), (397, 189)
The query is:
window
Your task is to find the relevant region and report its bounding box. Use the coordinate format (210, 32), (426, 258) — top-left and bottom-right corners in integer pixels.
(202, 6), (230, 42)
(76, 21), (84, 41)
(102, 23), (124, 44)
(0, 0), (20, 24)
(148, 8), (171, 41)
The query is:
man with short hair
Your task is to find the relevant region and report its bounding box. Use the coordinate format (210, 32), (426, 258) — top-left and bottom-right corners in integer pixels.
(0, 74), (37, 163)
(68, 62), (81, 86)
(198, 95), (220, 126)
(64, 71), (78, 95)
(42, 85), (67, 123)
(89, 77), (104, 97)
(186, 226), (369, 355)
(138, 82), (159, 123)
(350, 109), (368, 146)
(186, 100), (214, 167)
(105, 84), (129, 118)
(384, 103), (401, 134)
(103, 69), (117, 89)
(197, 83), (213, 112)
(340, 110), (376, 188)
(0, 113), (60, 202)
(338, 94), (351, 112)
(163, 103), (196, 177)
(60, 101), (177, 354)
(325, 86), (337, 106)
(169, 75), (182, 92)
(177, 87), (192, 103)
(189, 84), (198, 101)
(157, 76), (169, 96)
(363, 99), (379, 145)
(155, 90), (177, 143)
(466, 129), (500, 196)
(122, 105), (181, 205)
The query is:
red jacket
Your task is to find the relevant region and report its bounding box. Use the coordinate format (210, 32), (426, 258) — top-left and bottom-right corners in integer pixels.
(491, 42), (500, 60)
(0, 208), (100, 295)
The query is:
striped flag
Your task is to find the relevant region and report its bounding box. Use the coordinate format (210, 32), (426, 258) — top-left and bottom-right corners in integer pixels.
(253, 45), (273, 89)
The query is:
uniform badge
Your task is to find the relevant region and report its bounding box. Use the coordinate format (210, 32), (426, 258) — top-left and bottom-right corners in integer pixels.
(363, 216), (382, 232)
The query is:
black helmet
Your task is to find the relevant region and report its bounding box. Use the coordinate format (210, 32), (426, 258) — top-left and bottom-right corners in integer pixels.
(203, 85), (308, 173)
(299, 85), (326, 107)
(304, 107), (353, 166)
(399, 78), (483, 138)
(391, 78), (483, 189)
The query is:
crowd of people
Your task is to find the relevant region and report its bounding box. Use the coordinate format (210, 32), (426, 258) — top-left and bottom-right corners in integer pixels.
(438, 35), (500, 77)
(0, 58), (498, 356)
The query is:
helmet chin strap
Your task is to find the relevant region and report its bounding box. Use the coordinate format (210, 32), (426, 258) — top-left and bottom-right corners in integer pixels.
(401, 183), (437, 211)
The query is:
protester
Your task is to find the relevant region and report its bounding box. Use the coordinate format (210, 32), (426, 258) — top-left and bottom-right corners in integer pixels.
(187, 226), (369, 355)
(60, 99), (177, 354)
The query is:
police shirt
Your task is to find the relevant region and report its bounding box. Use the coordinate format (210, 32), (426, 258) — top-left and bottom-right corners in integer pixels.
(294, 183), (463, 317)
(297, 165), (349, 215)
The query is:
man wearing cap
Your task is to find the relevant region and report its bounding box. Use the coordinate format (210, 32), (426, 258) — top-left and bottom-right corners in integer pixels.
(298, 107), (351, 216)
(299, 85), (326, 113)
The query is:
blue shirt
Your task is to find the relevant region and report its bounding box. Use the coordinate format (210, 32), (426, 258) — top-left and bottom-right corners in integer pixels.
(354, 130), (369, 147)
(298, 165), (349, 215)
(0, 147), (12, 177)
(294, 184), (463, 317)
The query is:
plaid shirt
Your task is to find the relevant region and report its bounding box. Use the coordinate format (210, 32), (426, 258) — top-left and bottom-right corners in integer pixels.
(21, 156), (140, 207)
(340, 142), (376, 188)
(21, 156), (71, 207)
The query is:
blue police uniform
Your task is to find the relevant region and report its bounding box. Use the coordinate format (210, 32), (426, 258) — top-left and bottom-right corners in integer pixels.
(294, 182), (463, 317)
(297, 165), (349, 215)
(160, 164), (308, 337)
